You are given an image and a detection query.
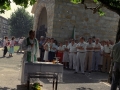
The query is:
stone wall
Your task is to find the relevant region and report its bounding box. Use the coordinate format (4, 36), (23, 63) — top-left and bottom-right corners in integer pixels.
(33, 0), (55, 38)
(52, 0), (119, 41)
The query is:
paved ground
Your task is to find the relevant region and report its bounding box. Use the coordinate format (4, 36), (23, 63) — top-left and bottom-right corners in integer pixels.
(0, 49), (115, 90)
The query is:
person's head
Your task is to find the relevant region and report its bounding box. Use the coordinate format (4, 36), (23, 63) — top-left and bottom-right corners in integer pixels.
(79, 37), (84, 43)
(106, 40), (110, 45)
(88, 38), (92, 44)
(65, 40), (68, 45)
(40, 36), (44, 40)
(109, 40), (114, 45)
(47, 38), (51, 43)
(4, 36), (8, 40)
(51, 38), (54, 43)
(95, 38), (100, 44)
(29, 30), (35, 40)
(59, 42), (63, 46)
(54, 40), (58, 45)
(12, 36), (15, 40)
(71, 39), (75, 44)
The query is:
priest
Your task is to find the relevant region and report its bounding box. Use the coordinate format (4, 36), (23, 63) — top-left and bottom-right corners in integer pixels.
(21, 30), (39, 84)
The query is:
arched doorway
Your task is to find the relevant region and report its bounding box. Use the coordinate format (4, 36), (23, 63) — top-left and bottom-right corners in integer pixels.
(36, 7), (47, 40)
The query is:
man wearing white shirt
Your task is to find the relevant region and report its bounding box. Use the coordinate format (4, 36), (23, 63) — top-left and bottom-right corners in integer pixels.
(68, 39), (77, 69)
(102, 40), (113, 73)
(75, 37), (86, 74)
(92, 38), (101, 71)
(85, 38), (94, 73)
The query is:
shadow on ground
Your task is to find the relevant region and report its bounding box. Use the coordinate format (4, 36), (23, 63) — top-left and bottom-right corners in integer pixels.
(76, 87), (93, 90)
(17, 85), (27, 90)
(0, 87), (16, 90)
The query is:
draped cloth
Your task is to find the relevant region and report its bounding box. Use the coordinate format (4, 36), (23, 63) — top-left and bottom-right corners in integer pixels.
(21, 37), (39, 84)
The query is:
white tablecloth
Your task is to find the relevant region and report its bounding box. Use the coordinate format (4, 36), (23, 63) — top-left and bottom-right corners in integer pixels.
(24, 62), (63, 82)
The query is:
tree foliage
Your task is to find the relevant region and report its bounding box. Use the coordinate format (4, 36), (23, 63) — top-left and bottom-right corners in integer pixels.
(0, 0), (36, 13)
(71, 0), (120, 15)
(9, 8), (33, 38)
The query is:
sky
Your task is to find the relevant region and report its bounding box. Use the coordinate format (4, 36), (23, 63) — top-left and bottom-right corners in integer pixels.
(0, 2), (33, 19)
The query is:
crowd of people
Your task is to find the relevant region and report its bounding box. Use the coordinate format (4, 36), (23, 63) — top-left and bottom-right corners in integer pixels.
(1, 33), (114, 74)
(2, 36), (25, 57)
(38, 36), (114, 74)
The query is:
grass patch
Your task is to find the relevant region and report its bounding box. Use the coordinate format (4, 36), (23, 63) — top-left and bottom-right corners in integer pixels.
(8, 46), (19, 52)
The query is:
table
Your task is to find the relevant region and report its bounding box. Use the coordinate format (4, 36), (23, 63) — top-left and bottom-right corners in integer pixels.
(24, 62), (63, 81)
(27, 73), (58, 90)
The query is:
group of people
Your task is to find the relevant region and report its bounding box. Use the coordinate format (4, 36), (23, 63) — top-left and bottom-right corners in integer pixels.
(2, 36), (24, 57)
(3, 36), (15, 57)
(39, 36), (114, 74)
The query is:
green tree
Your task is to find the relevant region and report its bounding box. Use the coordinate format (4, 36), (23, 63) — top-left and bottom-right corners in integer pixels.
(71, 0), (120, 42)
(0, 0), (36, 13)
(9, 8), (33, 37)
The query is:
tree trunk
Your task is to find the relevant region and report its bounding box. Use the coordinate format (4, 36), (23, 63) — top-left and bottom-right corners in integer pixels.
(116, 18), (120, 43)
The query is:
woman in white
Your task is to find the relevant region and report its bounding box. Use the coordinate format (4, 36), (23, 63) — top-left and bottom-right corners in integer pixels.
(63, 40), (69, 68)
(9, 37), (15, 57)
(43, 38), (51, 61)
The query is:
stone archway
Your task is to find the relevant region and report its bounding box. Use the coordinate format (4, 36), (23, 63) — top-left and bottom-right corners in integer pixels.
(36, 7), (47, 40)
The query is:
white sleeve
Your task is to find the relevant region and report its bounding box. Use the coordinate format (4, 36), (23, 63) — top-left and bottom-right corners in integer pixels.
(76, 43), (79, 47)
(67, 44), (70, 49)
(22, 39), (31, 51)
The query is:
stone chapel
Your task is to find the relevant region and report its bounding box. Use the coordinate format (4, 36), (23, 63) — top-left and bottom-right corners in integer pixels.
(31, 0), (119, 41)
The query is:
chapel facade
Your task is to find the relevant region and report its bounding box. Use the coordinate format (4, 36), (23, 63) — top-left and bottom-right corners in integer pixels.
(32, 0), (119, 41)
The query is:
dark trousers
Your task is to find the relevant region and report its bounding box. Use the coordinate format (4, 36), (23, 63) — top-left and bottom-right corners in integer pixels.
(111, 62), (120, 90)
(40, 48), (45, 61)
(3, 46), (8, 56)
(48, 51), (55, 62)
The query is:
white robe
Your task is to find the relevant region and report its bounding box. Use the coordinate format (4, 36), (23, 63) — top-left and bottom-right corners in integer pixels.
(21, 38), (39, 84)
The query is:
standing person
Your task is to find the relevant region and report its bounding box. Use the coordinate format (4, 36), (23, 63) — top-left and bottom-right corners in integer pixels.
(48, 38), (57, 62)
(92, 38), (101, 72)
(56, 42), (64, 63)
(75, 37), (86, 74)
(68, 39), (77, 70)
(110, 35), (120, 90)
(85, 38), (94, 73)
(102, 40), (113, 73)
(43, 38), (50, 62)
(21, 30), (39, 84)
(39, 36), (45, 61)
(17, 37), (24, 53)
(99, 40), (104, 72)
(9, 37), (15, 57)
(3, 36), (8, 57)
(63, 40), (69, 68)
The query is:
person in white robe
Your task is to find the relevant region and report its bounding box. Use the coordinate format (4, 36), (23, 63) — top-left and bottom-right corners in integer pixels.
(21, 30), (39, 84)
(63, 40), (69, 68)
(43, 38), (51, 61)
